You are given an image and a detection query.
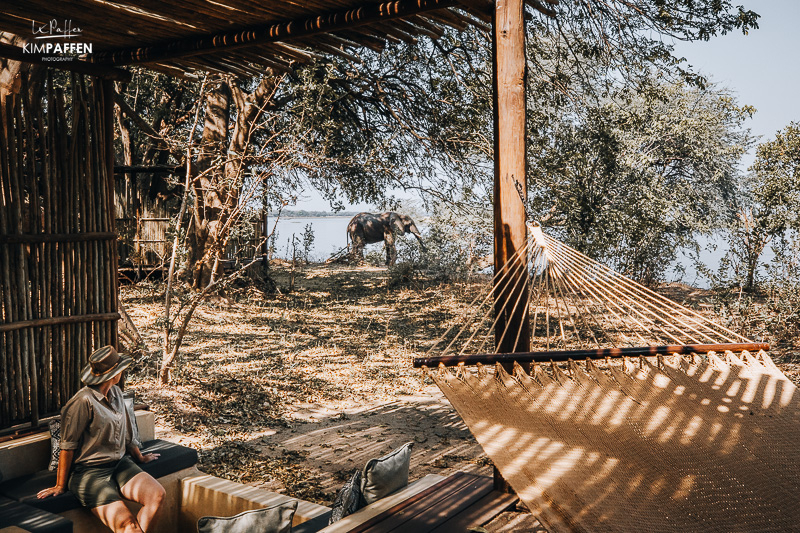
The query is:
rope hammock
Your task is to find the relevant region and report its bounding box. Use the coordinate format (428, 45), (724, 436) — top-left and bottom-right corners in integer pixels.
(413, 224), (798, 533)
(415, 222), (762, 366)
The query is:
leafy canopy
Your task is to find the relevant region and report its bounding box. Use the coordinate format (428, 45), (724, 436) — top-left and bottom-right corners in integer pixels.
(528, 78), (754, 283)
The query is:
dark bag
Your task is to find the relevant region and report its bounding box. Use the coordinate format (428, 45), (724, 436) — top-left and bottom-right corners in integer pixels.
(328, 470), (363, 524)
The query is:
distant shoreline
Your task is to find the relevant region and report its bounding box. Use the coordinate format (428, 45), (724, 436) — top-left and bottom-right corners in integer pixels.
(267, 210), (359, 219)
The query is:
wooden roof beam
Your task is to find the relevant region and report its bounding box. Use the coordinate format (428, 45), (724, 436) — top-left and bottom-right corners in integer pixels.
(426, 10), (468, 31)
(234, 50), (296, 73)
(314, 33), (363, 51)
(94, 0), (459, 66)
(146, 62), (199, 79)
(311, 41), (362, 63)
(268, 43), (323, 63)
(335, 30), (386, 52)
(454, 0), (493, 20)
(524, 0), (558, 17)
(444, 9), (491, 32)
(370, 22), (418, 44)
(399, 18), (445, 40)
(221, 49), (294, 75)
(458, 5), (492, 25)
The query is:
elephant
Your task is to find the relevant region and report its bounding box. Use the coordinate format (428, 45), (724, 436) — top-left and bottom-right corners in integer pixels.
(347, 212), (424, 266)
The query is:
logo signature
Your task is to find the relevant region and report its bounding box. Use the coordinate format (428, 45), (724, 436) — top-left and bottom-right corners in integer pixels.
(32, 20), (84, 40)
(25, 20), (92, 61)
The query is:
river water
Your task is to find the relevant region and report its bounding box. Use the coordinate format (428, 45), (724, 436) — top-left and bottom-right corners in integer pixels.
(270, 216), (353, 261)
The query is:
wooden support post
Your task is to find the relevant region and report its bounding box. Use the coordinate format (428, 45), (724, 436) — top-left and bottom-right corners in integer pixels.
(492, 0), (529, 492)
(102, 79), (120, 351)
(492, 0), (530, 356)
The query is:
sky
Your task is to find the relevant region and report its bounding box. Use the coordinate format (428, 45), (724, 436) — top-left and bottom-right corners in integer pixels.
(671, 0), (800, 167)
(298, 0), (799, 212)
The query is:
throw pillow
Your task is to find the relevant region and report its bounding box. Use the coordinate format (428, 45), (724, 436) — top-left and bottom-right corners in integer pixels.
(197, 500), (297, 533)
(123, 395), (140, 445)
(328, 470), (363, 524)
(360, 442), (413, 505)
(48, 419), (61, 471)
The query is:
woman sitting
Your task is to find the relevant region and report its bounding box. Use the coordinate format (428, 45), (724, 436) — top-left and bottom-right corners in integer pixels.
(38, 345), (166, 533)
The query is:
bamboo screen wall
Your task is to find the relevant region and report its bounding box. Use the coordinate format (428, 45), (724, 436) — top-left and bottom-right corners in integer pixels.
(114, 177), (171, 268)
(0, 73), (119, 431)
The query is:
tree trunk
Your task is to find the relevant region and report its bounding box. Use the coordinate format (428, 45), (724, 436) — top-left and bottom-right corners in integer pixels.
(184, 73), (281, 290)
(188, 79), (231, 289)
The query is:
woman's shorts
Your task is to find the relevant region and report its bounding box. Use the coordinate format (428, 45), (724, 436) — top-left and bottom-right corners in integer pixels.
(68, 457), (144, 509)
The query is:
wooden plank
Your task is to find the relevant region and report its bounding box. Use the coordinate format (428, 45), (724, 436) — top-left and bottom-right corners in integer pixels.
(367, 474), (493, 532)
(0, 312), (121, 333)
(412, 342), (772, 368)
(344, 474), (476, 533)
(318, 474), (450, 533)
(349, 474), (476, 533)
(0, 232), (117, 244)
(428, 490), (518, 533)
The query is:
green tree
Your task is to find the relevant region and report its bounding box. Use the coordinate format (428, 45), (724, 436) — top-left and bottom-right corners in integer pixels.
(727, 122), (800, 290)
(751, 122), (800, 236)
(110, 1), (761, 380)
(114, 0), (760, 289)
(707, 123), (800, 346)
(528, 80), (753, 283)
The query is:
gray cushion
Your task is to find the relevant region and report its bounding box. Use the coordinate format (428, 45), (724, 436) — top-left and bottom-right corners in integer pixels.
(123, 396), (141, 446)
(197, 500), (297, 533)
(0, 439), (197, 514)
(360, 442), (413, 505)
(0, 495), (73, 533)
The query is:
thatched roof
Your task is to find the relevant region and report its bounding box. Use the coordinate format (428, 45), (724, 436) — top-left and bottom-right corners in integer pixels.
(0, 0), (531, 78)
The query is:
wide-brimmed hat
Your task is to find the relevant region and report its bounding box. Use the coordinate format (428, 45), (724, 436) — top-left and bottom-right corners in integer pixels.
(80, 345), (132, 385)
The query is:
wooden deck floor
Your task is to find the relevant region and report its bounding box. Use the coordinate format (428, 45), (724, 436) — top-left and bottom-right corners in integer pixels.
(348, 472), (518, 533)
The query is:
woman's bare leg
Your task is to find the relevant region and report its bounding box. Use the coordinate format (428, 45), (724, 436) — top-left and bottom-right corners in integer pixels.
(91, 500), (142, 533)
(119, 472), (166, 533)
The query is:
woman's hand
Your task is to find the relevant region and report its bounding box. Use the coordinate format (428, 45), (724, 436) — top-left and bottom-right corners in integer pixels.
(37, 485), (66, 499)
(42, 449), (74, 500)
(139, 452), (160, 463)
(130, 446), (161, 464)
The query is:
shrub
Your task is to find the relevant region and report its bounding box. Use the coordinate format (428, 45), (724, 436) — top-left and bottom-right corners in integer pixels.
(387, 262), (417, 288)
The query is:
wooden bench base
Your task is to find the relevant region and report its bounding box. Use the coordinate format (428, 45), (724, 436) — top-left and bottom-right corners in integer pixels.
(319, 473), (516, 533)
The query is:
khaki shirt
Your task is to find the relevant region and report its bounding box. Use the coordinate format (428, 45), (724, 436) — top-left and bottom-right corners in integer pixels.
(60, 385), (142, 466)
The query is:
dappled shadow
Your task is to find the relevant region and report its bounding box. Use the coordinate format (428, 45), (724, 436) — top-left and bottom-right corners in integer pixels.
(121, 269), (497, 508)
(124, 264), (490, 371)
(197, 396), (490, 504)
(434, 352), (800, 532)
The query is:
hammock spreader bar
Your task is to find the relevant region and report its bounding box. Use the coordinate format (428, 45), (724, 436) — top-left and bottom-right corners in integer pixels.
(412, 342), (770, 368)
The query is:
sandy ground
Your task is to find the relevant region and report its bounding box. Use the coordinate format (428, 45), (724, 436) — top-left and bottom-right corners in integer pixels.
(124, 264), (494, 506)
(122, 263), (800, 530)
